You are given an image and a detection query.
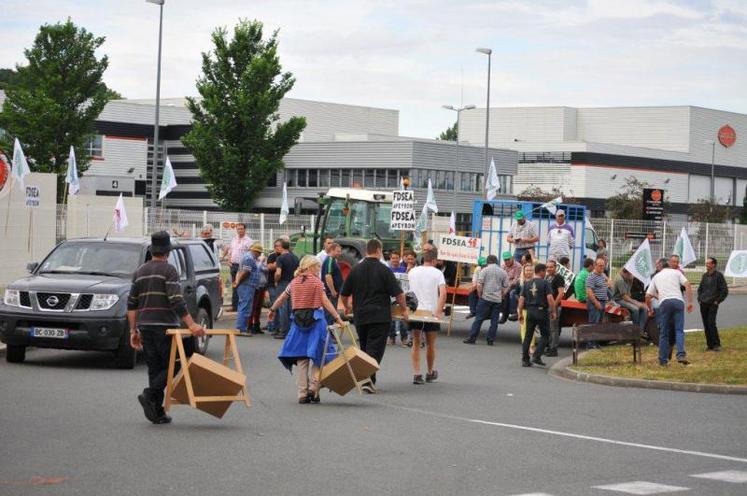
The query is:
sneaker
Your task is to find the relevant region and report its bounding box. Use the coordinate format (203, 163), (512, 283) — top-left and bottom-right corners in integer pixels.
(298, 395), (311, 404)
(413, 374), (425, 385)
(545, 348), (558, 357)
(531, 357), (547, 366)
(714, 346), (722, 352)
(486, 340), (494, 346)
(508, 313), (519, 322)
(463, 338), (476, 344)
(237, 331), (252, 337)
(361, 384), (376, 394)
(307, 391), (321, 404)
(521, 360), (532, 368)
(677, 358), (690, 365)
(153, 407), (172, 425)
(465, 313), (475, 320)
(138, 393), (157, 423)
(425, 370), (438, 383)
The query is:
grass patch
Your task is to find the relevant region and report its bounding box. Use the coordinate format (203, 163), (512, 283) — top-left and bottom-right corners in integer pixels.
(571, 327), (747, 386)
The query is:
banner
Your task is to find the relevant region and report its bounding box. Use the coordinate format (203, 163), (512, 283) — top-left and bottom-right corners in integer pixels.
(624, 238), (655, 285)
(390, 189), (415, 231)
(673, 227), (697, 267)
(25, 185), (40, 207)
(437, 234), (481, 264)
(556, 264), (575, 292)
(725, 250), (747, 278)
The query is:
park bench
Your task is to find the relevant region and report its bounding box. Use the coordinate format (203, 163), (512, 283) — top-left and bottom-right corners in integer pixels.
(572, 321), (642, 365)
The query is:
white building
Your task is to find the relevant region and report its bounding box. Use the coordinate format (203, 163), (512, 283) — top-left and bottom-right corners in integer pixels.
(459, 106), (747, 218)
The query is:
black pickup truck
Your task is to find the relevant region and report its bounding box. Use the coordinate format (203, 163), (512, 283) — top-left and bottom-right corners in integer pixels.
(0, 237), (223, 368)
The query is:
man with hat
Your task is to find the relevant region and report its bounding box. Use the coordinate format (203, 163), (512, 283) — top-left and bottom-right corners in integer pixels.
(507, 210), (539, 263)
(128, 231), (206, 424)
(500, 251), (522, 323)
(233, 242), (265, 336)
(548, 209), (575, 261)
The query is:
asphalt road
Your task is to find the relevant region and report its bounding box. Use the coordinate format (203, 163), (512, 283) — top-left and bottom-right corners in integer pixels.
(1, 298), (746, 496)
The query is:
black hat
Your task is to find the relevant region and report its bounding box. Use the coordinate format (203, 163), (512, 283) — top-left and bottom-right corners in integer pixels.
(150, 231), (172, 255)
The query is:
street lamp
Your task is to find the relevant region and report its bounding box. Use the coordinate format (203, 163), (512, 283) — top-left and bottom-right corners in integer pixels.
(442, 104), (475, 208)
(147, 0), (165, 208)
(476, 47), (492, 197)
(704, 139), (716, 203)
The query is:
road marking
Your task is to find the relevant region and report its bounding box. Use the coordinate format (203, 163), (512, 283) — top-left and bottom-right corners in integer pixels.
(691, 470), (747, 483)
(684, 329), (703, 334)
(508, 493), (556, 496)
(593, 481), (689, 494)
(377, 403), (747, 464)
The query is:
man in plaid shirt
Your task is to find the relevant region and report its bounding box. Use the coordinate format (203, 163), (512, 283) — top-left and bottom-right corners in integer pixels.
(234, 243), (265, 336)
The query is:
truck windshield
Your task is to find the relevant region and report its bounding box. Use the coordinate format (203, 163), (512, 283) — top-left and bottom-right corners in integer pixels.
(39, 243), (143, 277)
(324, 198), (395, 239)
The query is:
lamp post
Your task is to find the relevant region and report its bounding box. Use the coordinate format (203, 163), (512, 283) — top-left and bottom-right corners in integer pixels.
(442, 104), (476, 209)
(704, 139), (716, 203)
(147, 0), (165, 208)
(476, 47), (492, 197)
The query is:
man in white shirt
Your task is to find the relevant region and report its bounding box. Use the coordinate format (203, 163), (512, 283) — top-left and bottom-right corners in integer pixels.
(316, 236), (334, 265)
(507, 211), (539, 262)
(407, 249), (447, 385)
(221, 223), (253, 311)
(547, 210), (574, 261)
(645, 255), (694, 366)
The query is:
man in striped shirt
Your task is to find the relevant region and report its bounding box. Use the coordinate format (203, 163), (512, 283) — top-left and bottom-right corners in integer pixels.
(585, 257), (609, 349)
(128, 231), (205, 425)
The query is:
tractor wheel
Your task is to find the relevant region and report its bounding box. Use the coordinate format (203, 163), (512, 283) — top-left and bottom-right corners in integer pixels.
(337, 248), (361, 280)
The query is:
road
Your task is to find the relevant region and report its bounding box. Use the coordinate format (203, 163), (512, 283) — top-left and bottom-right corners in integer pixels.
(1, 297), (746, 496)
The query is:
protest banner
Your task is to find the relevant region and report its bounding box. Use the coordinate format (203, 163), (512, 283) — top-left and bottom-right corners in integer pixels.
(390, 189), (416, 231)
(437, 234), (481, 265)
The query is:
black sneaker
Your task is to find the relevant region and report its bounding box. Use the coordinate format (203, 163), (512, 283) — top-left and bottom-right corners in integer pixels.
(413, 375), (425, 385)
(308, 391), (321, 403)
(531, 357), (547, 366)
(463, 338), (476, 344)
(508, 313), (519, 321)
(138, 393), (157, 423)
(153, 407), (172, 425)
(545, 348), (558, 357)
(425, 370), (438, 383)
(298, 395), (311, 404)
(521, 360), (532, 367)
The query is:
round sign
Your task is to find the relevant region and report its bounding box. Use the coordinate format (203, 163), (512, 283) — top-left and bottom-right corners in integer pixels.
(650, 190), (662, 202)
(729, 252), (747, 276)
(0, 156), (10, 199)
(718, 125), (736, 148)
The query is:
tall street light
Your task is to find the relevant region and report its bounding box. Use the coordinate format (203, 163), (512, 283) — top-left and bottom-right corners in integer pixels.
(704, 139), (716, 203)
(147, 0), (165, 208)
(442, 104), (475, 210)
(476, 47), (492, 197)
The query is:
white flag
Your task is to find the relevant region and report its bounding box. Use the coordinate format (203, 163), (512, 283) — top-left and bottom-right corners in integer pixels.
(65, 145), (80, 195)
(486, 157), (500, 200)
(540, 196), (563, 215)
(448, 211), (456, 235)
(624, 238), (655, 286)
(672, 227), (697, 267)
(425, 178), (438, 213)
(279, 181), (289, 225)
(113, 193), (129, 233)
(11, 138), (30, 189)
(158, 156), (177, 200)
(414, 204), (428, 238)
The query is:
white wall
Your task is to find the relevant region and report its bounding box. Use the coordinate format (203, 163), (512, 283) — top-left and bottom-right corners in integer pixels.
(459, 106), (575, 146)
(689, 107), (747, 167)
(84, 136), (148, 180)
(571, 165), (688, 203)
(66, 194), (144, 239)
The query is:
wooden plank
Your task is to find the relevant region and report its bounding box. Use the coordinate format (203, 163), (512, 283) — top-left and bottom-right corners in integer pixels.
(164, 334), (178, 413)
(174, 334), (197, 408)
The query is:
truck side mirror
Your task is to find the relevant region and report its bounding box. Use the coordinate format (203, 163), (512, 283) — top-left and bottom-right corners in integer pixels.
(26, 262), (39, 273)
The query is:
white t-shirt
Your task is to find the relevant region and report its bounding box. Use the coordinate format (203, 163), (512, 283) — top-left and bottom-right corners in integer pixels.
(646, 268), (688, 303)
(408, 265), (446, 313)
(317, 250), (328, 265)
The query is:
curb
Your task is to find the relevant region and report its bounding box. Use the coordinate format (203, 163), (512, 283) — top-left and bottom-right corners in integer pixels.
(549, 352), (747, 395)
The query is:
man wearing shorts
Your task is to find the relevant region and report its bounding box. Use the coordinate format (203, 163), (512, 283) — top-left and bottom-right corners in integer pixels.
(407, 249), (447, 385)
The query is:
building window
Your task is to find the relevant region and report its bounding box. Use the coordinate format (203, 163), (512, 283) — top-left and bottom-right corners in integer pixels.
(387, 169), (399, 188)
(420, 170), (431, 189)
(352, 170), (363, 188)
(364, 169), (375, 188)
(308, 169), (318, 187)
(297, 169), (307, 187)
(341, 170), (351, 188)
(331, 169), (340, 187)
(475, 174), (483, 193)
(319, 169), (330, 188)
(460, 172), (470, 192)
(445, 171), (454, 191)
(286, 169), (295, 187)
(375, 169), (386, 188)
(85, 135), (104, 158)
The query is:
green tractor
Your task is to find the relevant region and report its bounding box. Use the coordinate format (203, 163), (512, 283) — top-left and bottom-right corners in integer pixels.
(292, 188), (411, 278)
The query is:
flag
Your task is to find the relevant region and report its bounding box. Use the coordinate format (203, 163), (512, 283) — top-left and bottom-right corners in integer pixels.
(65, 145), (80, 195)
(673, 227), (697, 267)
(279, 181), (289, 225)
(414, 204), (428, 239)
(448, 211), (456, 235)
(424, 178), (438, 213)
(486, 157), (500, 200)
(540, 196), (563, 215)
(624, 238), (655, 285)
(158, 156), (177, 200)
(113, 193), (129, 233)
(11, 138), (30, 189)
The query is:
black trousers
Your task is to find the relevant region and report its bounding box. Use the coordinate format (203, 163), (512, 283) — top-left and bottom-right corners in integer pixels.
(700, 302), (721, 349)
(140, 327), (194, 407)
(356, 322), (390, 384)
(523, 307), (549, 361)
(230, 263), (240, 311)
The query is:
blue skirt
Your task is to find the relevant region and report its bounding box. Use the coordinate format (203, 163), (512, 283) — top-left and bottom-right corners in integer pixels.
(278, 309), (337, 371)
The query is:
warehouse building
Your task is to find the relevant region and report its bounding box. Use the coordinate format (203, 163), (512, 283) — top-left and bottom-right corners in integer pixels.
(458, 106), (747, 219)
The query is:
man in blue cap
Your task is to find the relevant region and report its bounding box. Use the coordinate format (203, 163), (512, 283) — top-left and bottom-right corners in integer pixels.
(507, 210), (538, 263)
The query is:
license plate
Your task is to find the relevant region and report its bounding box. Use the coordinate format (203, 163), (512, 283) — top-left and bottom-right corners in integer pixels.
(32, 327), (68, 339)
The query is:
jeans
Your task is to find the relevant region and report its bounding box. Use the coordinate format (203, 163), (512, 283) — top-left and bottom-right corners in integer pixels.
(235, 283), (255, 333)
(356, 322), (390, 384)
(500, 291), (518, 319)
(230, 263), (240, 311)
(276, 280), (291, 335)
(325, 295), (339, 325)
(468, 290), (479, 315)
(619, 300), (648, 328)
(267, 285), (279, 331)
(468, 298), (502, 341)
(390, 319), (408, 340)
(514, 247), (532, 262)
(658, 299), (685, 364)
(587, 301), (606, 324)
(700, 302), (721, 349)
(548, 307), (561, 350)
(523, 307), (549, 361)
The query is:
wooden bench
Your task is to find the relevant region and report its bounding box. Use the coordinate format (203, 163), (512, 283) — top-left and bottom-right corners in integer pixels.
(572, 322), (642, 365)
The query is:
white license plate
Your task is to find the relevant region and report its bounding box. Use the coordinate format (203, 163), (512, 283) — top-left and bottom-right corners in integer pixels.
(32, 327), (68, 339)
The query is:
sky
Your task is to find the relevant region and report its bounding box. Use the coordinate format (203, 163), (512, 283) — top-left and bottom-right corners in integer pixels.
(1, 0), (746, 139)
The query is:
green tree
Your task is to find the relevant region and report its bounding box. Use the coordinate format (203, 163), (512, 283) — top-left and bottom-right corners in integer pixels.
(606, 176), (651, 219)
(0, 20), (112, 200)
(0, 68), (19, 90)
(182, 20), (306, 211)
(438, 121), (457, 141)
(517, 185), (577, 205)
(689, 199), (732, 224)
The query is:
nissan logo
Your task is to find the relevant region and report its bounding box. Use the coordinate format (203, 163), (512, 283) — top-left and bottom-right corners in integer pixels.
(46, 295), (60, 307)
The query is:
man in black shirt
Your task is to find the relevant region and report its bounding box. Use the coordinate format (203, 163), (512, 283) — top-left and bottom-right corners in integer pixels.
(341, 239), (409, 392)
(265, 239), (283, 334)
(518, 264), (557, 368)
(128, 231), (205, 424)
(545, 260), (566, 357)
(698, 257), (729, 351)
(273, 239), (299, 339)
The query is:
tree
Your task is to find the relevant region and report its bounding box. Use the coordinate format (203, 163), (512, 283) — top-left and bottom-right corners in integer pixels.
(689, 199), (732, 224)
(438, 122), (457, 141)
(0, 68), (19, 90)
(0, 20), (112, 200)
(517, 185), (577, 205)
(741, 185), (747, 225)
(606, 176), (651, 219)
(182, 20), (306, 212)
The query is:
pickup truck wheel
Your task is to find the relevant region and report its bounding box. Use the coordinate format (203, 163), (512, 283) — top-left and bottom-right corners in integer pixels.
(6, 345), (26, 363)
(114, 332), (137, 369)
(194, 307), (212, 355)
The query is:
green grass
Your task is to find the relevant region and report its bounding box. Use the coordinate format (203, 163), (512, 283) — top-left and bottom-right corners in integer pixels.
(571, 327), (747, 385)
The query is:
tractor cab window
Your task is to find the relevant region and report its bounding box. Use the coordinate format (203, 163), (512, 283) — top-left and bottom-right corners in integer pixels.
(373, 203), (396, 238)
(349, 201), (371, 238)
(325, 198), (348, 238)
